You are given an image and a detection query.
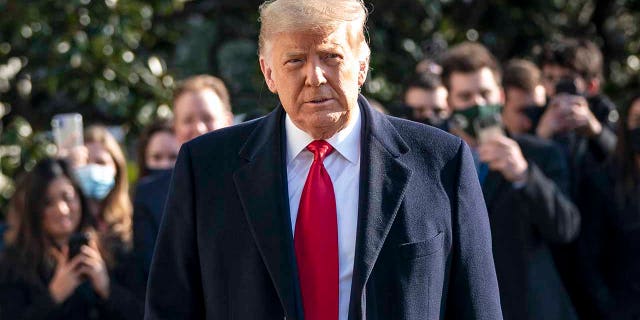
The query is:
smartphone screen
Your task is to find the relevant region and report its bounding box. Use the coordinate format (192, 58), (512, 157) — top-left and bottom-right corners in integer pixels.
(474, 114), (504, 144)
(51, 113), (84, 151)
(67, 232), (89, 259)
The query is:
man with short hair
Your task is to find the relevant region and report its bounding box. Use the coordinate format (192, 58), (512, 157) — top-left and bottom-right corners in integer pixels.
(441, 42), (580, 320)
(145, 1), (502, 319)
(538, 38), (619, 320)
(403, 71), (450, 128)
(133, 74), (233, 279)
(171, 75), (234, 145)
(537, 38), (617, 158)
(502, 59), (547, 136)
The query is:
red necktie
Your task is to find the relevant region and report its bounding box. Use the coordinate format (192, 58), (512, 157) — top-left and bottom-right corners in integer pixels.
(295, 140), (339, 320)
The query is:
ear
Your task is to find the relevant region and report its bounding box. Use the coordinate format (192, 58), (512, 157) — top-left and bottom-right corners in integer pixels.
(587, 78), (600, 96)
(357, 56), (369, 86)
(259, 56), (277, 94)
(224, 111), (234, 127)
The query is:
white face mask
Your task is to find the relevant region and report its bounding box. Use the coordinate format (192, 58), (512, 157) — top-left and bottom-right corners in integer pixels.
(73, 164), (116, 200)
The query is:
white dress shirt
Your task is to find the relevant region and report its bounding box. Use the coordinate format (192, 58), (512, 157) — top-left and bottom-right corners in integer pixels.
(285, 107), (361, 320)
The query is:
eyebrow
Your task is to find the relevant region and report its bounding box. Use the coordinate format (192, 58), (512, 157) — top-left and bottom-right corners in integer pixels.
(283, 50), (306, 57)
(317, 42), (344, 52)
(456, 90), (473, 97)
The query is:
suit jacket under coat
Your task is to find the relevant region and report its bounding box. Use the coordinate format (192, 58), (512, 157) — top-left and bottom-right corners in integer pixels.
(145, 96), (502, 320)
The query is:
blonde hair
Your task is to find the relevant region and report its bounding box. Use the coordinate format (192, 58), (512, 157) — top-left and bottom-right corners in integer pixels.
(258, 0), (370, 58)
(84, 125), (133, 251)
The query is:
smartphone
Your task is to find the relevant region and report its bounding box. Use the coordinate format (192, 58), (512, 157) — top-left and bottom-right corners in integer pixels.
(68, 232), (89, 259)
(555, 77), (579, 96)
(474, 113), (504, 144)
(51, 113), (84, 152)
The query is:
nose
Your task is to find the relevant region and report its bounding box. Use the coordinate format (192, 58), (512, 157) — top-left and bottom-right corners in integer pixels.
(305, 56), (327, 87)
(472, 94), (487, 106)
(195, 121), (208, 135)
(56, 200), (70, 216)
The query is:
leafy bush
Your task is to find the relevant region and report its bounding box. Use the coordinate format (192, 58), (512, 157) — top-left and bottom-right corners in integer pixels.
(2, 0), (640, 215)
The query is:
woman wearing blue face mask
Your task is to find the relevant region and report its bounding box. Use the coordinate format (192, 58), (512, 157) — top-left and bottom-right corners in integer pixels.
(67, 126), (139, 288)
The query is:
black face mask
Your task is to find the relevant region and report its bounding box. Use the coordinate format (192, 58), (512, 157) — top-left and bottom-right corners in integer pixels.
(145, 168), (173, 177)
(628, 128), (640, 154)
(521, 105), (546, 134)
(417, 117), (449, 131)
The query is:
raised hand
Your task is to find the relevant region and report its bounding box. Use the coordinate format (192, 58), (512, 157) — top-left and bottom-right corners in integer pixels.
(48, 246), (85, 303)
(478, 135), (529, 183)
(76, 241), (111, 300)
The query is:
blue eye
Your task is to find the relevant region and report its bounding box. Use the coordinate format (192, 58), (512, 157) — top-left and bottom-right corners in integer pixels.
(286, 58), (303, 65)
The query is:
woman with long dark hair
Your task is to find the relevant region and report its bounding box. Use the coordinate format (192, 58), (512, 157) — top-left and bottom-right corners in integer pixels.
(577, 94), (640, 319)
(0, 158), (143, 319)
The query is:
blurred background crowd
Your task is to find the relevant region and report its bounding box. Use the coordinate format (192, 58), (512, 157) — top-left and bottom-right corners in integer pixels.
(1, 0), (640, 319)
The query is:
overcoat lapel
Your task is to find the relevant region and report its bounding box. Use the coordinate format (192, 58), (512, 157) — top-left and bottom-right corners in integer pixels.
(349, 96), (413, 319)
(233, 107), (302, 320)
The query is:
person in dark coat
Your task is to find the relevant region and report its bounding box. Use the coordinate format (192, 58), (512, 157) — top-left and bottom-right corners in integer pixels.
(132, 74), (234, 279)
(0, 158), (143, 320)
(572, 94), (640, 320)
(144, 1), (503, 319)
(135, 119), (179, 181)
(535, 38), (620, 318)
(441, 42), (580, 320)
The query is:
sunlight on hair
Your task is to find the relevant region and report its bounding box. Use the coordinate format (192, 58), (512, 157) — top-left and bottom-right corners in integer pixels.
(258, 0), (369, 58)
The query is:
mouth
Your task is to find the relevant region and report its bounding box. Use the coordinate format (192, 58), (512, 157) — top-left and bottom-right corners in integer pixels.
(56, 217), (75, 226)
(306, 97), (333, 105)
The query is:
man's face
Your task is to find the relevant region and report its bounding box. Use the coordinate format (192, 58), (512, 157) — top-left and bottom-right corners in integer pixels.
(259, 23), (368, 139)
(447, 67), (503, 111)
(404, 86), (449, 123)
(503, 86), (545, 135)
(542, 64), (586, 97)
(173, 89), (232, 145)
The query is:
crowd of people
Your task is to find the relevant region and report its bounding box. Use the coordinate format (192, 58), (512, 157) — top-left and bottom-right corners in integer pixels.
(400, 38), (638, 320)
(0, 15), (638, 320)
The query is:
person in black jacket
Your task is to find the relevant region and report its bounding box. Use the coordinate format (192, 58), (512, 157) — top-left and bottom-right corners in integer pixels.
(133, 74), (234, 280)
(574, 94), (640, 320)
(535, 38), (621, 318)
(441, 42), (580, 320)
(0, 158), (143, 320)
(134, 119), (179, 181)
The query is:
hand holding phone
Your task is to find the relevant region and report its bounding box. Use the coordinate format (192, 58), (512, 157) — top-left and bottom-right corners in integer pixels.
(477, 135), (529, 183)
(52, 113), (84, 155)
(67, 232), (89, 260)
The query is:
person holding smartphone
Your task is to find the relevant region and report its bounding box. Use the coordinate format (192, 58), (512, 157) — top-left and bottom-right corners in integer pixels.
(441, 42), (580, 320)
(0, 158), (143, 320)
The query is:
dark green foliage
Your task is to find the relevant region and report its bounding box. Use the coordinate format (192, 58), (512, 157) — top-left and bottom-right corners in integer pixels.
(1, 0), (640, 214)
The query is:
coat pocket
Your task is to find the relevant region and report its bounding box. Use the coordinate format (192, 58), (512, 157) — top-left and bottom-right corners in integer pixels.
(398, 232), (444, 260)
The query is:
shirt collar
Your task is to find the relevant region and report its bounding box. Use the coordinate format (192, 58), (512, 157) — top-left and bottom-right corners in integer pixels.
(285, 106), (361, 165)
